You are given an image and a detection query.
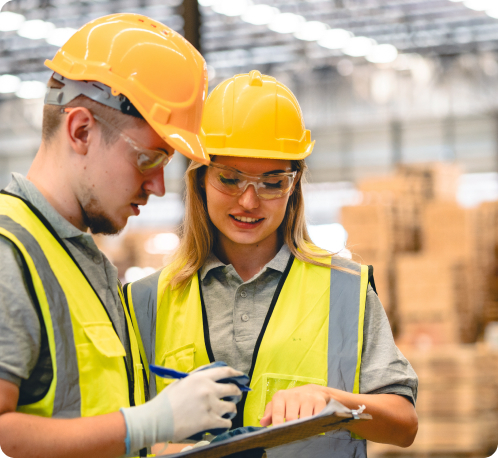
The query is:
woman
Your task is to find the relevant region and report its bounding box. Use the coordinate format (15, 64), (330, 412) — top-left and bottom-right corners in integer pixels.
(126, 71), (418, 457)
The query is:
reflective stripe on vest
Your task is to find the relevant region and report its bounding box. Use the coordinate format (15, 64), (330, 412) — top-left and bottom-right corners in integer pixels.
(0, 192), (146, 418)
(128, 255), (368, 457)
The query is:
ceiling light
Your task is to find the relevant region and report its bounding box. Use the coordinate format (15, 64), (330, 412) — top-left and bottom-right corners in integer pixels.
(18, 19), (55, 40)
(463, 0), (496, 10)
(46, 27), (77, 46)
(207, 65), (216, 80)
(212, 0), (251, 17)
(342, 36), (376, 57)
(198, 0), (217, 6)
(0, 74), (20, 93)
(241, 4), (279, 25)
(16, 81), (46, 99)
(486, 7), (498, 17)
(318, 28), (353, 49)
(268, 13), (305, 34)
(294, 21), (329, 41)
(0, 11), (25, 32)
(366, 44), (398, 63)
(0, 0), (13, 9)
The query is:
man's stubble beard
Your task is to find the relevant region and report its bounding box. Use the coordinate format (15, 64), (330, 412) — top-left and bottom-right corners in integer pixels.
(80, 186), (149, 235)
(81, 196), (124, 235)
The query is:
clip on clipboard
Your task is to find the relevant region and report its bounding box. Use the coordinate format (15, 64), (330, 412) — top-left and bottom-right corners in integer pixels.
(159, 399), (371, 458)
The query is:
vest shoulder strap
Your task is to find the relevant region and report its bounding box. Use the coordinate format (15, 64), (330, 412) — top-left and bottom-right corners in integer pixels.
(367, 265), (378, 295)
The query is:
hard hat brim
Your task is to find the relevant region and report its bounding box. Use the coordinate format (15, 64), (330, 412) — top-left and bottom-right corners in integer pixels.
(158, 124), (210, 165)
(207, 142), (314, 161)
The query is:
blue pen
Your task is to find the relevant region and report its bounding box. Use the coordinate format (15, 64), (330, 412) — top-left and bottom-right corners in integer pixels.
(149, 362), (252, 391)
(149, 362), (251, 440)
(149, 364), (189, 380)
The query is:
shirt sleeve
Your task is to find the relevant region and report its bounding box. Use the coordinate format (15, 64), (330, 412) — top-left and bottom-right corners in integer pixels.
(0, 236), (41, 386)
(359, 285), (418, 405)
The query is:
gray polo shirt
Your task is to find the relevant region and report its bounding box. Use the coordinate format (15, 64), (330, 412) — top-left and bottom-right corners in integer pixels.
(0, 173), (131, 399)
(201, 244), (418, 404)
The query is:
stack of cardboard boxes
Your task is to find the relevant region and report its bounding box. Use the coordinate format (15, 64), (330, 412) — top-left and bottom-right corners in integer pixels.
(368, 345), (498, 456)
(341, 162), (498, 456)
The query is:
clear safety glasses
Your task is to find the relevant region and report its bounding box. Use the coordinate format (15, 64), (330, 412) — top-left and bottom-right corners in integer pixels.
(63, 108), (174, 175)
(206, 162), (297, 200)
(92, 114), (174, 175)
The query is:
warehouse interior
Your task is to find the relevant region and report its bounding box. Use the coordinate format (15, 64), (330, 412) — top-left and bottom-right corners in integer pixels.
(1, 0), (498, 456)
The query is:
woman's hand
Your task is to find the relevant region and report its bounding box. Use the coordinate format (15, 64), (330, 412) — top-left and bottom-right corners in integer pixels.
(260, 384), (330, 426)
(260, 384), (418, 448)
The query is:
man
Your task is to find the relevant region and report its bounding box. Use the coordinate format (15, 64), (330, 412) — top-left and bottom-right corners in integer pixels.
(0, 13), (241, 458)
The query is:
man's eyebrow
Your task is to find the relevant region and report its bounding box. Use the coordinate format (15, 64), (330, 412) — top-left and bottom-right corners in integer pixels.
(158, 147), (173, 155)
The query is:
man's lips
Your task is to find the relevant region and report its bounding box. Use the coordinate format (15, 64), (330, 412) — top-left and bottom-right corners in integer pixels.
(130, 201), (147, 216)
(131, 204), (140, 216)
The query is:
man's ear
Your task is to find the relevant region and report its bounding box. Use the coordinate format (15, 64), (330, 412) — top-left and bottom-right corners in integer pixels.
(64, 107), (98, 156)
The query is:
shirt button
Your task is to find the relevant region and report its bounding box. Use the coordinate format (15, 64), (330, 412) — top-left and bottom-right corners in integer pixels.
(242, 314), (249, 322)
(226, 273), (232, 280)
(240, 290), (247, 298)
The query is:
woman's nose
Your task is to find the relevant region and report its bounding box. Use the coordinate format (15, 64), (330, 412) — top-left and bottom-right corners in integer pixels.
(238, 183), (260, 210)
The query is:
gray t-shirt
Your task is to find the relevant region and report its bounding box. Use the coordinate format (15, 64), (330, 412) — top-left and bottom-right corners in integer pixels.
(201, 244), (418, 404)
(0, 173), (131, 398)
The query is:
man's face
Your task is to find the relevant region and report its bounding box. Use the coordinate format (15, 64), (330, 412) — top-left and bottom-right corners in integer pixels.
(79, 119), (171, 235)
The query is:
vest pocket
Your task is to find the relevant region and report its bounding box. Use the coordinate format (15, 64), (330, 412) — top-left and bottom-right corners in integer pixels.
(76, 323), (129, 416)
(156, 343), (196, 393)
(82, 323), (126, 357)
(258, 373), (327, 421)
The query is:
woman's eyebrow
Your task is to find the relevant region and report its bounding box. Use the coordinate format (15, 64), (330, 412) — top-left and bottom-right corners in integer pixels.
(261, 169), (289, 175)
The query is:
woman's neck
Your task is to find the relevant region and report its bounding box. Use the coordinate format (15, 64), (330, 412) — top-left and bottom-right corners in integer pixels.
(214, 232), (283, 282)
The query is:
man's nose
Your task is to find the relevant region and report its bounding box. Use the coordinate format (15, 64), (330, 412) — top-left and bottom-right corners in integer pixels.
(143, 167), (166, 197)
(238, 183), (260, 210)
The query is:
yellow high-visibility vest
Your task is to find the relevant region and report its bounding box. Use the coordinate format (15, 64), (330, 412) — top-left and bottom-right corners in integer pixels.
(0, 191), (146, 419)
(127, 252), (370, 457)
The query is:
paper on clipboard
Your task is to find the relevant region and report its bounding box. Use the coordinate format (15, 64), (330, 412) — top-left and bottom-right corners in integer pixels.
(160, 399), (371, 458)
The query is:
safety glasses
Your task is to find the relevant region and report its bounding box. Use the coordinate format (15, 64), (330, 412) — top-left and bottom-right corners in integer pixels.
(92, 114), (174, 175)
(63, 108), (174, 175)
(206, 162), (297, 200)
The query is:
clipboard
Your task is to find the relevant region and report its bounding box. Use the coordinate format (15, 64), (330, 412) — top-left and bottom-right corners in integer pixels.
(160, 400), (371, 458)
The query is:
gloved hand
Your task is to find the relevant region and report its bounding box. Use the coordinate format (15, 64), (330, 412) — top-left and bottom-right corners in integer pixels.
(120, 366), (243, 454)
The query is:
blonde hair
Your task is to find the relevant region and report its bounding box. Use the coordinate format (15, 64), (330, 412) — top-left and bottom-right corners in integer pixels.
(169, 158), (357, 290)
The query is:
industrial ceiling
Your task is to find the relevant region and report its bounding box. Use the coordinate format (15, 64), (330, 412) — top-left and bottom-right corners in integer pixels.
(1, 1), (498, 89)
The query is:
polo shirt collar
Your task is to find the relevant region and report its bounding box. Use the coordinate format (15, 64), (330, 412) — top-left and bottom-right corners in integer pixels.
(199, 243), (291, 281)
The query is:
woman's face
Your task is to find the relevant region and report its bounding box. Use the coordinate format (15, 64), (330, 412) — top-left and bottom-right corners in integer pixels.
(204, 155), (295, 248)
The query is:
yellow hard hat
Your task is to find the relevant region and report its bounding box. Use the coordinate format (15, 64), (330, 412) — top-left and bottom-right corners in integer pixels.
(200, 70), (314, 160)
(45, 13), (209, 164)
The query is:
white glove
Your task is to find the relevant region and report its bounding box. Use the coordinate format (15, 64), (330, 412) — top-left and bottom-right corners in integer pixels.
(120, 366), (242, 454)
